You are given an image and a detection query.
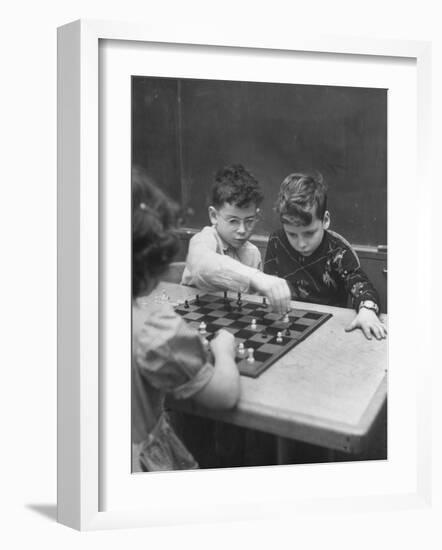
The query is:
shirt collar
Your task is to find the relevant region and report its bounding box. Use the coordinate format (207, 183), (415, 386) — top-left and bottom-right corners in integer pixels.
(212, 226), (238, 255)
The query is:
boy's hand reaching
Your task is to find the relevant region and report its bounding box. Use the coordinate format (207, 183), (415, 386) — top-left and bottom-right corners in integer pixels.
(250, 271), (291, 314)
(345, 308), (387, 340)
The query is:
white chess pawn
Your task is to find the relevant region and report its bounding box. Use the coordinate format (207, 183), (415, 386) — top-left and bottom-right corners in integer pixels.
(276, 331), (283, 343)
(283, 313), (290, 323)
(238, 342), (245, 356)
(199, 321), (207, 334)
(247, 348), (255, 363)
(251, 318), (257, 330)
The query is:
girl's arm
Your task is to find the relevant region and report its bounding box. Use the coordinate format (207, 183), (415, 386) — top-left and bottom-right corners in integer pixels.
(192, 330), (240, 410)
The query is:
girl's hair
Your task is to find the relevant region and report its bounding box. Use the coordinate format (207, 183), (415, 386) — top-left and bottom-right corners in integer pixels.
(132, 167), (181, 298)
(211, 164), (264, 209)
(275, 172), (327, 226)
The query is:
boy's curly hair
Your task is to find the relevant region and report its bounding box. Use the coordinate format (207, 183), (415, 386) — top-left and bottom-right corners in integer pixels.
(276, 172), (328, 226)
(211, 164), (264, 209)
(132, 166), (181, 298)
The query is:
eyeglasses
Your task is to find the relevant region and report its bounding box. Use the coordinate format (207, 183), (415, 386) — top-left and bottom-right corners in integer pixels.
(216, 211), (260, 230)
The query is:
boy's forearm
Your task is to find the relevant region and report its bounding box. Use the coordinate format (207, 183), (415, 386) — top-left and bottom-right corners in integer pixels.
(187, 246), (259, 292)
(338, 249), (380, 311)
(346, 272), (380, 311)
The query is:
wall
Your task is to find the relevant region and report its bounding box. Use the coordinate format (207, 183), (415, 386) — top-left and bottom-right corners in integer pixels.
(133, 76), (387, 247)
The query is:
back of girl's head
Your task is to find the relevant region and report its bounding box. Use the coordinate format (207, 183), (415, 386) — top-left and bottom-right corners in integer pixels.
(276, 172), (327, 226)
(211, 164), (264, 209)
(132, 166), (180, 298)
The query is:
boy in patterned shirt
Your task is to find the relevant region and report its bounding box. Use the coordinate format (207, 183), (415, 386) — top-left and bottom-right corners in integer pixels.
(264, 172), (387, 340)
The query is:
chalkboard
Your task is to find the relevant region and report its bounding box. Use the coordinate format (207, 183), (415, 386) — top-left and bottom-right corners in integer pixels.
(132, 77), (182, 202)
(132, 77), (387, 246)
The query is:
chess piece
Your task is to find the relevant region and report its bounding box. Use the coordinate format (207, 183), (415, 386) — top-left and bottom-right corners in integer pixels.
(196, 294), (200, 305)
(276, 331), (283, 343)
(251, 318), (257, 330)
(283, 313), (290, 323)
(285, 327), (291, 336)
(238, 342), (245, 356)
(247, 348), (255, 363)
(184, 300), (189, 309)
(262, 297), (268, 308)
(199, 321), (207, 334)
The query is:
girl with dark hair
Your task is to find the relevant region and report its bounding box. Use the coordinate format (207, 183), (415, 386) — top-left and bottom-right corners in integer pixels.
(132, 168), (240, 471)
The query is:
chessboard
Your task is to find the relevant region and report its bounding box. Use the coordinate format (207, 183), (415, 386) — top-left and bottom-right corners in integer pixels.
(175, 292), (332, 378)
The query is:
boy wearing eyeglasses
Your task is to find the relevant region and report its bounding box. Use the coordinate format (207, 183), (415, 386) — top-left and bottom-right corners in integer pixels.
(181, 164), (291, 314)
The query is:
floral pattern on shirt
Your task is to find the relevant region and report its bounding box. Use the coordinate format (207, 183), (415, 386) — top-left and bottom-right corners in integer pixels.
(264, 229), (380, 310)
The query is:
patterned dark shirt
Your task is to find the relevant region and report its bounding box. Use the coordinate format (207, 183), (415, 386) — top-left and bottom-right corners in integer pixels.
(264, 228), (379, 310)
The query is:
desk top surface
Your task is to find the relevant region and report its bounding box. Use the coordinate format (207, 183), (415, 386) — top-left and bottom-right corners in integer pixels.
(150, 282), (388, 451)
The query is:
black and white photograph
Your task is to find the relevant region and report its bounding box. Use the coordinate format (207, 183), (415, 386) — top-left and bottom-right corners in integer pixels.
(131, 76), (388, 472)
(4, 0), (435, 543)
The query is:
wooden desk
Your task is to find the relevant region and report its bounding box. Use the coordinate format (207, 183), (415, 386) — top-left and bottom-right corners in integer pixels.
(155, 282), (388, 454)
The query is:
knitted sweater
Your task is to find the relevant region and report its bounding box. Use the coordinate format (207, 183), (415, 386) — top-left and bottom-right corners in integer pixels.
(264, 228), (379, 310)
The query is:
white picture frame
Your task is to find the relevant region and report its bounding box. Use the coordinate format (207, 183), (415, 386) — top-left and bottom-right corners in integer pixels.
(57, 19), (432, 531)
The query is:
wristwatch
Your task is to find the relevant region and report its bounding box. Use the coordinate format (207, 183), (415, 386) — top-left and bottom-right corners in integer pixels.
(358, 300), (379, 315)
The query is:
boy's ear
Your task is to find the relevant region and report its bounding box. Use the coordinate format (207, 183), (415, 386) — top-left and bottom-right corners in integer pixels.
(208, 206), (217, 225)
(323, 211), (330, 229)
